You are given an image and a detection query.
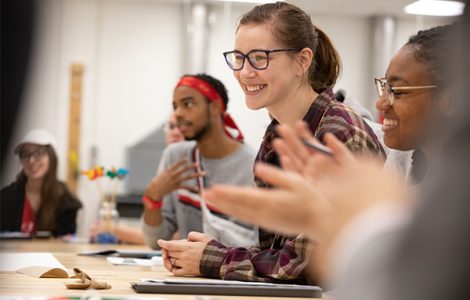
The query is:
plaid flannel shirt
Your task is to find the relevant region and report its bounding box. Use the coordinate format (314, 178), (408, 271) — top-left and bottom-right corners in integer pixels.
(200, 92), (386, 283)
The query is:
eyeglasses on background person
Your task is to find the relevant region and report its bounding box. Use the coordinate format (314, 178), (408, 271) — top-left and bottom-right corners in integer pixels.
(223, 48), (301, 71)
(18, 147), (48, 163)
(375, 77), (437, 105)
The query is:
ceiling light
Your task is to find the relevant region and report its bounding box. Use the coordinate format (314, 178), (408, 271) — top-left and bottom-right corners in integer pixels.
(404, 0), (465, 16)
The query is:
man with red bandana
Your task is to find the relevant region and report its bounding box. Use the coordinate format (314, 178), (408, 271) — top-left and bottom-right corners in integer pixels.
(141, 74), (258, 250)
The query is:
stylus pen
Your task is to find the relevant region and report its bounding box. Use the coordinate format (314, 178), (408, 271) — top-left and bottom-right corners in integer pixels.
(301, 139), (333, 157)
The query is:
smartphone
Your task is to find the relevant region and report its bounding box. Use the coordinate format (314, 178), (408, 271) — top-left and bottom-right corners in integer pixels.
(301, 139), (333, 156)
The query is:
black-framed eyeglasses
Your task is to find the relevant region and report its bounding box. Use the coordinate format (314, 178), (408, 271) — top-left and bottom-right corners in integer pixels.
(19, 147), (47, 163)
(375, 77), (437, 105)
(223, 48), (301, 71)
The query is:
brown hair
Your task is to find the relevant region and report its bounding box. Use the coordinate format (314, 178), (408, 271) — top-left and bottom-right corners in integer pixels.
(237, 2), (341, 93)
(17, 145), (64, 232)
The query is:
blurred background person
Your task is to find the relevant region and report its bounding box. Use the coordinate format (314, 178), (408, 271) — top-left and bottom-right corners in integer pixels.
(165, 112), (184, 145)
(143, 73), (258, 253)
(1, 129), (83, 237)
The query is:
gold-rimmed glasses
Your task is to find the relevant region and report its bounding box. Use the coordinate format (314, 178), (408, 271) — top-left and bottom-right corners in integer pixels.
(375, 77), (437, 105)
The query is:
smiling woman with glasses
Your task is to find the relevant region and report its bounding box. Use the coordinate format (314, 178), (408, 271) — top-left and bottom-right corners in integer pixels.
(1, 129), (82, 237)
(155, 1), (386, 285)
(376, 24), (456, 154)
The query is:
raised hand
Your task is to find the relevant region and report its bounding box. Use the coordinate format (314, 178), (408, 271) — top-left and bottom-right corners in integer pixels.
(145, 158), (204, 200)
(204, 133), (407, 245)
(203, 163), (328, 236)
(273, 121), (356, 178)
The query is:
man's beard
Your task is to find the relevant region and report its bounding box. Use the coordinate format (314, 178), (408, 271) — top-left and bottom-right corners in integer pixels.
(184, 105), (212, 141)
(185, 121), (211, 141)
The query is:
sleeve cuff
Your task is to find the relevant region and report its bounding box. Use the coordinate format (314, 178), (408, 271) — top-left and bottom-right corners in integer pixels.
(140, 215), (161, 250)
(200, 239), (229, 278)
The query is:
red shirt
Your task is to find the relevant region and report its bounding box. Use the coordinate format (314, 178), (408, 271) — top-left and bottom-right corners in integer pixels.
(21, 196), (36, 234)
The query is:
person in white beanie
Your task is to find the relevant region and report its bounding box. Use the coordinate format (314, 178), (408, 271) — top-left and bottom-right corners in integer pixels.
(0, 129), (82, 237)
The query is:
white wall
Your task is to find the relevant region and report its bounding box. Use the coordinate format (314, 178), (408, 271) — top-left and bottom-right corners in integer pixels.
(310, 14), (373, 112)
(3, 0), (454, 238)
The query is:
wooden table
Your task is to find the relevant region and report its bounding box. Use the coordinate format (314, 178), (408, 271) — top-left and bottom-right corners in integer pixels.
(0, 240), (322, 299)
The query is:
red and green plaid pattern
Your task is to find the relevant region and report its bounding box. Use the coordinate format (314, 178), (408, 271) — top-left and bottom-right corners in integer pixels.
(199, 92), (385, 283)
